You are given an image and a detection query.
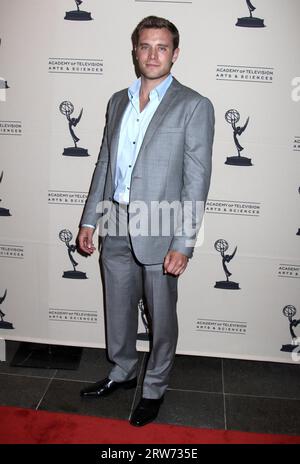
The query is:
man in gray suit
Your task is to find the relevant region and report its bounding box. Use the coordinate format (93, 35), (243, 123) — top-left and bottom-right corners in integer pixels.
(77, 16), (214, 426)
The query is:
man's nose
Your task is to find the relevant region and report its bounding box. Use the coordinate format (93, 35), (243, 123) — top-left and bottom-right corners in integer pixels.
(149, 47), (158, 59)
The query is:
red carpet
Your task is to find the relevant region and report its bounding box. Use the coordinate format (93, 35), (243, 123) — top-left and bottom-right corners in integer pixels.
(0, 406), (299, 444)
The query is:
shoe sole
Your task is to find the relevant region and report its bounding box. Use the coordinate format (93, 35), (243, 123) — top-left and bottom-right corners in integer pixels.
(129, 415), (158, 427)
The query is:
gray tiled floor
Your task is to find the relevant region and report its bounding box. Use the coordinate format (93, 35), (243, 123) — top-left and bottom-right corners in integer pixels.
(0, 340), (300, 435)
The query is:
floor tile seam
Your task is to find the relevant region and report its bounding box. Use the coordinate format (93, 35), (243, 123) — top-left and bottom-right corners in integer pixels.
(167, 387), (300, 402)
(224, 391), (300, 402)
(0, 370), (146, 386)
(0, 371), (58, 381)
(221, 359), (227, 430)
(167, 387), (224, 395)
(35, 370), (58, 410)
(53, 376), (101, 383)
(0, 370), (111, 384)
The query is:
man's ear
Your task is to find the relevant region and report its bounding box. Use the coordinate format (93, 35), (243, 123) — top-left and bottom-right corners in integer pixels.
(172, 47), (180, 64)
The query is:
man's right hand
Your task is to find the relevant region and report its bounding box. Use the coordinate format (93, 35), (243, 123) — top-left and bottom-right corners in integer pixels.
(77, 227), (96, 255)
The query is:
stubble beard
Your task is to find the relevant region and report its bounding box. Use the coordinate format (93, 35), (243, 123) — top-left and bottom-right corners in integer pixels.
(139, 64), (172, 81)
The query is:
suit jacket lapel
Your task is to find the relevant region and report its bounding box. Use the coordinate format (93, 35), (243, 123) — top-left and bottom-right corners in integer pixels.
(110, 78), (182, 181)
(134, 78), (182, 162)
(110, 90), (129, 181)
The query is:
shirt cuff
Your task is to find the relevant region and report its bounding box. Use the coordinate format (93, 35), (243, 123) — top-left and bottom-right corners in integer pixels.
(81, 224), (96, 229)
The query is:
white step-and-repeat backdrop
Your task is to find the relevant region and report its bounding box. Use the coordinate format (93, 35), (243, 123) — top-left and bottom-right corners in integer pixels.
(0, 0), (299, 363)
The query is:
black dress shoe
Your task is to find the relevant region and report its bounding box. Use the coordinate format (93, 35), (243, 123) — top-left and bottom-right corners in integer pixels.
(129, 396), (164, 427)
(80, 377), (137, 398)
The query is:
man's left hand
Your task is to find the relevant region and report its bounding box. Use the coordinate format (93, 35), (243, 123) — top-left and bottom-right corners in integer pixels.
(163, 251), (189, 276)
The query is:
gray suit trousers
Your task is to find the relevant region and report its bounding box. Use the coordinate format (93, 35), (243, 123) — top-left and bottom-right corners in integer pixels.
(100, 202), (178, 399)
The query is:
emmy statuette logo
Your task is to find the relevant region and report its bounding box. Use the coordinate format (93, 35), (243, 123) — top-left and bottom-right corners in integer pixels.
(225, 109), (253, 166)
(64, 0), (93, 21)
(280, 305), (300, 354)
(0, 289), (14, 330)
(0, 80), (9, 89)
(137, 298), (152, 341)
(60, 101), (89, 157)
(297, 187), (300, 236)
(214, 239), (240, 290)
(0, 171), (11, 216)
(236, 0), (265, 28)
(59, 229), (87, 279)
(0, 39), (9, 96)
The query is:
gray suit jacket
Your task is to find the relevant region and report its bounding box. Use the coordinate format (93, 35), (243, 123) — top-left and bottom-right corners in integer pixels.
(80, 78), (214, 264)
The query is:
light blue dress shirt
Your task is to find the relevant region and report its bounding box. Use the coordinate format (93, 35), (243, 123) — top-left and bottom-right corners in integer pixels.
(82, 73), (173, 227)
(114, 74), (173, 204)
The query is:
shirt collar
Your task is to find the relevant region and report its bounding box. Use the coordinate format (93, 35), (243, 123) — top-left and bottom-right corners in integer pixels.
(128, 74), (173, 102)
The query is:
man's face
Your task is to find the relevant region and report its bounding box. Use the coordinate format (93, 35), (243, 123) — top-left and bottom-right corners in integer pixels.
(135, 27), (179, 81)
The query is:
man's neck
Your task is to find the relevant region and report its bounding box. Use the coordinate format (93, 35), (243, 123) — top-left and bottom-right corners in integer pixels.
(139, 73), (170, 100)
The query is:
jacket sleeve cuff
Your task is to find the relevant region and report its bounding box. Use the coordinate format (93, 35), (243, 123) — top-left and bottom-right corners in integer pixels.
(81, 224), (96, 229)
(168, 237), (194, 259)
